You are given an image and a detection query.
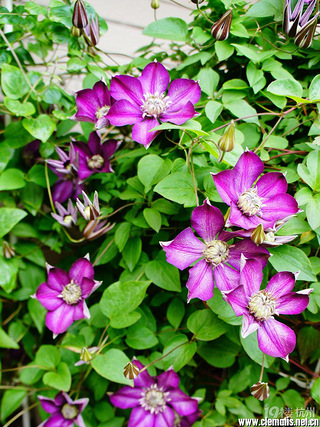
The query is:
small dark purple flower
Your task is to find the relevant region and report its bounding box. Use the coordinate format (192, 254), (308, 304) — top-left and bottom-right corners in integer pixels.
(224, 256), (312, 359)
(73, 131), (120, 180)
(72, 80), (112, 129)
(109, 360), (200, 427)
(34, 255), (102, 337)
(52, 199), (77, 228)
(212, 151), (299, 231)
(160, 199), (269, 302)
(107, 61), (201, 147)
(38, 392), (88, 427)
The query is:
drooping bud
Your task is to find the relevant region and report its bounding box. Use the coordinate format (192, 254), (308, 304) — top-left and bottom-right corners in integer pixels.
(211, 9), (233, 41)
(123, 361), (140, 380)
(80, 347), (93, 363)
(191, 0), (205, 3)
(72, 0), (88, 29)
(2, 241), (15, 259)
(251, 224), (266, 246)
(251, 381), (270, 401)
(151, 0), (160, 9)
(294, 13), (319, 48)
(218, 121), (235, 153)
(71, 26), (81, 38)
(84, 15), (100, 46)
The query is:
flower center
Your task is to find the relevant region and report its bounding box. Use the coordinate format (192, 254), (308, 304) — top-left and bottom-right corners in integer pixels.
(87, 154), (104, 169)
(61, 403), (78, 420)
(247, 290), (276, 321)
(140, 384), (170, 415)
(264, 232), (275, 243)
(63, 215), (73, 226)
(237, 188), (262, 216)
(61, 280), (82, 305)
(141, 92), (171, 118)
(203, 240), (229, 265)
(96, 105), (110, 119)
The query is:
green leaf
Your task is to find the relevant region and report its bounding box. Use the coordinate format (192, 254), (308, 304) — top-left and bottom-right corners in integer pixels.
(269, 245), (316, 282)
(43, 362), (71, 392)
(0, 208), (27, 239)
(27, 299), (46, 334)
(197, 68), (219, 97)
(100, 280), (150, 319)
(0, 256), (19, 293)
(240, 331), (274, 367)
(152, 120), (209, 137)
(224, 100), (259, 124)
(297, 327), (320, 364)
(145, 258), (181, 292)
(143, 18), (189, 42)
(311, 377), (320, 404)
(115, 222), (131, 252)
(110, 311), (141, 329)
(1, 64), (29, 99)
(22, 114), (56, 142)
(306, 193), (320, 230)
(91, 349), (132, 385)
(215, 41), (234, 61)
(126, 325), (158, 350)
(0, 168), (26, 190)
(152, 199), (179, 215)
(0, 142), (11, 173)
(187, 309), (228, 341)
(138, 155), (172, 193)
(35, 345), (61, 370)
(143, 208), (162, 232)
(207, 288), (242, 325)
(205, 101), (223, 124)
(197, 337), (239, 368)
(0, 328), (19, 349)
(167, 298), (185, 329)
(25, 1), (48, 15)
(4, 97), (36, 117)
(309, 74), (320, 101)
(95, 236), (118, 266)
(297, 150), (320, 191)
(1, 389), (27, 421)
(162, 334), (197, 372)
(267, 78), (303, 102)
(122, 237), (142, 271)
(154, 172), (197, 207)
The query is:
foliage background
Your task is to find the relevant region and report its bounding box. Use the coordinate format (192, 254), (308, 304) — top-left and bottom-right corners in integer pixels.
(0, 0), (320, 425)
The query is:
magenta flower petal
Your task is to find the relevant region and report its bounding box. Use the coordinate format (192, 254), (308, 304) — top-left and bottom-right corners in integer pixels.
(232, 151), (264, 196)
(38, 396), (59, 414)
(79, 277), (96, 298)
(228, 203), (265, 229)
(256, 172), (288, 198)
(160, 227), (204, 270)
(109, 386), (143, 409)
(75, 415), (86, 427)
(69, 258), (94, 282)
(211, 170), (237, 205)
(224, 285), (248, 316)
(45, 304), (75, 335)
(138, 62), (170, 95)
(239, 258), (263, 298)
(257, 317), (296, 358)
(52, 180), (74, 204)
(161, 101), (198, 125)
(166, 78), (201, 110)
(154, 406), (175, 427)
(186, 259), (214, 302)
(133, 359), (156, 388)
(42, 413), (68, 427)
(47, 268), (70, 291)
(241, 313), (260, 338)
(102, 139), (121, 161)
(265, 271), (296, 298)
(110, 75), (143, 105)
(168, 389), (199, 416)
(128, 407), (155, 427)
(157, 367), (180, 390)
(73, 300), (90, 321)
(108, 99), (143, 126)
(276, 293), (310, 315)
(132, 118), (160, 147)
(228, 238), (269, 270)
(36, 284), (63, 311)
(260, 194), (299, 226)
(213, 263), (240, 292)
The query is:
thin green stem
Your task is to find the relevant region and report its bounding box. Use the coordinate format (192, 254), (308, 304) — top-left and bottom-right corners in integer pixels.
(259, 353), (265, 383)
(3, 402), (39, 427)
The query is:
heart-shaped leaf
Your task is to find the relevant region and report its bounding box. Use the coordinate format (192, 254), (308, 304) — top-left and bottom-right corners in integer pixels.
(43, 362), (71, 391)
(4, 97), (35, 117)
(22, 115), (56, 142)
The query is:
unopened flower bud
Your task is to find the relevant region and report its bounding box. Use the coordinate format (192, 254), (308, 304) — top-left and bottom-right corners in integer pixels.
(151, 0), (160, 9)
(2, 241), (15, 259)
(251, 381), (270, 401)
(123, 362), (140, 380)
(71, 26), (81, 37)
(294, 13), (319, 48)
(80, 347), (93, 362)
(191, 0), (205, 3)
(84, 15), (100, 47)
(211, 9), (233, 41)
(218, 121), (235, 153)
(251, 224), (266, 246)
(72, 0), (88, 29)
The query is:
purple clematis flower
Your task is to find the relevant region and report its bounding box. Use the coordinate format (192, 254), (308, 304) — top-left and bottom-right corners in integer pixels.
(72, 80), (112, 129)
(160, 199), (269, 302)
(34, 255), (102, 337)
(38, 392), (88, 427)
(109, 359), (200, 427)
(224, 256), (312, 359)
(73, 131), (120, 180)
(212, 151), (299, 231)
(107, 61), (201, 147)
(52, 199), (77, 228)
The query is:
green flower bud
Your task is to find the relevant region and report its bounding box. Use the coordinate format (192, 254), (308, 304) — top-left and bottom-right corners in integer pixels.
(218, 121), (235, 153)
(71, 26), (81, 38)
(80, 347), (93, 362)
(151, 0), (160, 9)
(211, 9), (233, 41)
(251, 224), (266, 246)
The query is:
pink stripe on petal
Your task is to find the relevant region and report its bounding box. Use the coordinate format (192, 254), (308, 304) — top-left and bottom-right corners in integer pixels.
(157, 368), (180, 390)
(240, 258), (263, 298)
(139, 62), (170, 95)
(128, 406), (155, 427)
(161, 102), (197, 125)
(214, 263), (240, 292)
(132, 118), (160, 147)
(45, 304), (75, 335)
(191, 199), (225, 242)
(36, 283), (63, 311)
(265, 271), (296, 298)
(93, 80), (111, 106)
(276, 293), (310, 315)
(260, 194), (299, 226)
(257, 318), (296, 358)
(161, 227), (204, 270)
(109, 386), (143, 409)
(212, 170), (237, 205)
(47, 268), (70, 291)
(154, 406), (175, 427)
(166, 79), (201, 110)
(69, 258), (94, 282)
(223, 284), (248, 316)
(168, 390), (199, 416)
(256, 172), (288, 198)
(110, 75), (143, 105)
(233, 151), (264, 196)
(108, 100), (142, 126)
(186, 259), (214, 302)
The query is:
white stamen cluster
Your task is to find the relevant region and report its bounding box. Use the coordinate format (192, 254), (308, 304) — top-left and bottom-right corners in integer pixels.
(203, 240), (229, 265)
(87, 154), (104, 169)
(247, 290), (277, 321)
(63, 215), (73, 226)
(237, 188), (262, 216)
(61, 279), (82, 305)
(141, 92), (171, 118)
(61, 403), (78, 419)
(140, 384), (170, 415)
(96, 105), (110, 119)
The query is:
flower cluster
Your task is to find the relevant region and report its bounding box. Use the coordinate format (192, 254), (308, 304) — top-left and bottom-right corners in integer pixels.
(162, 150), (310, 360)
